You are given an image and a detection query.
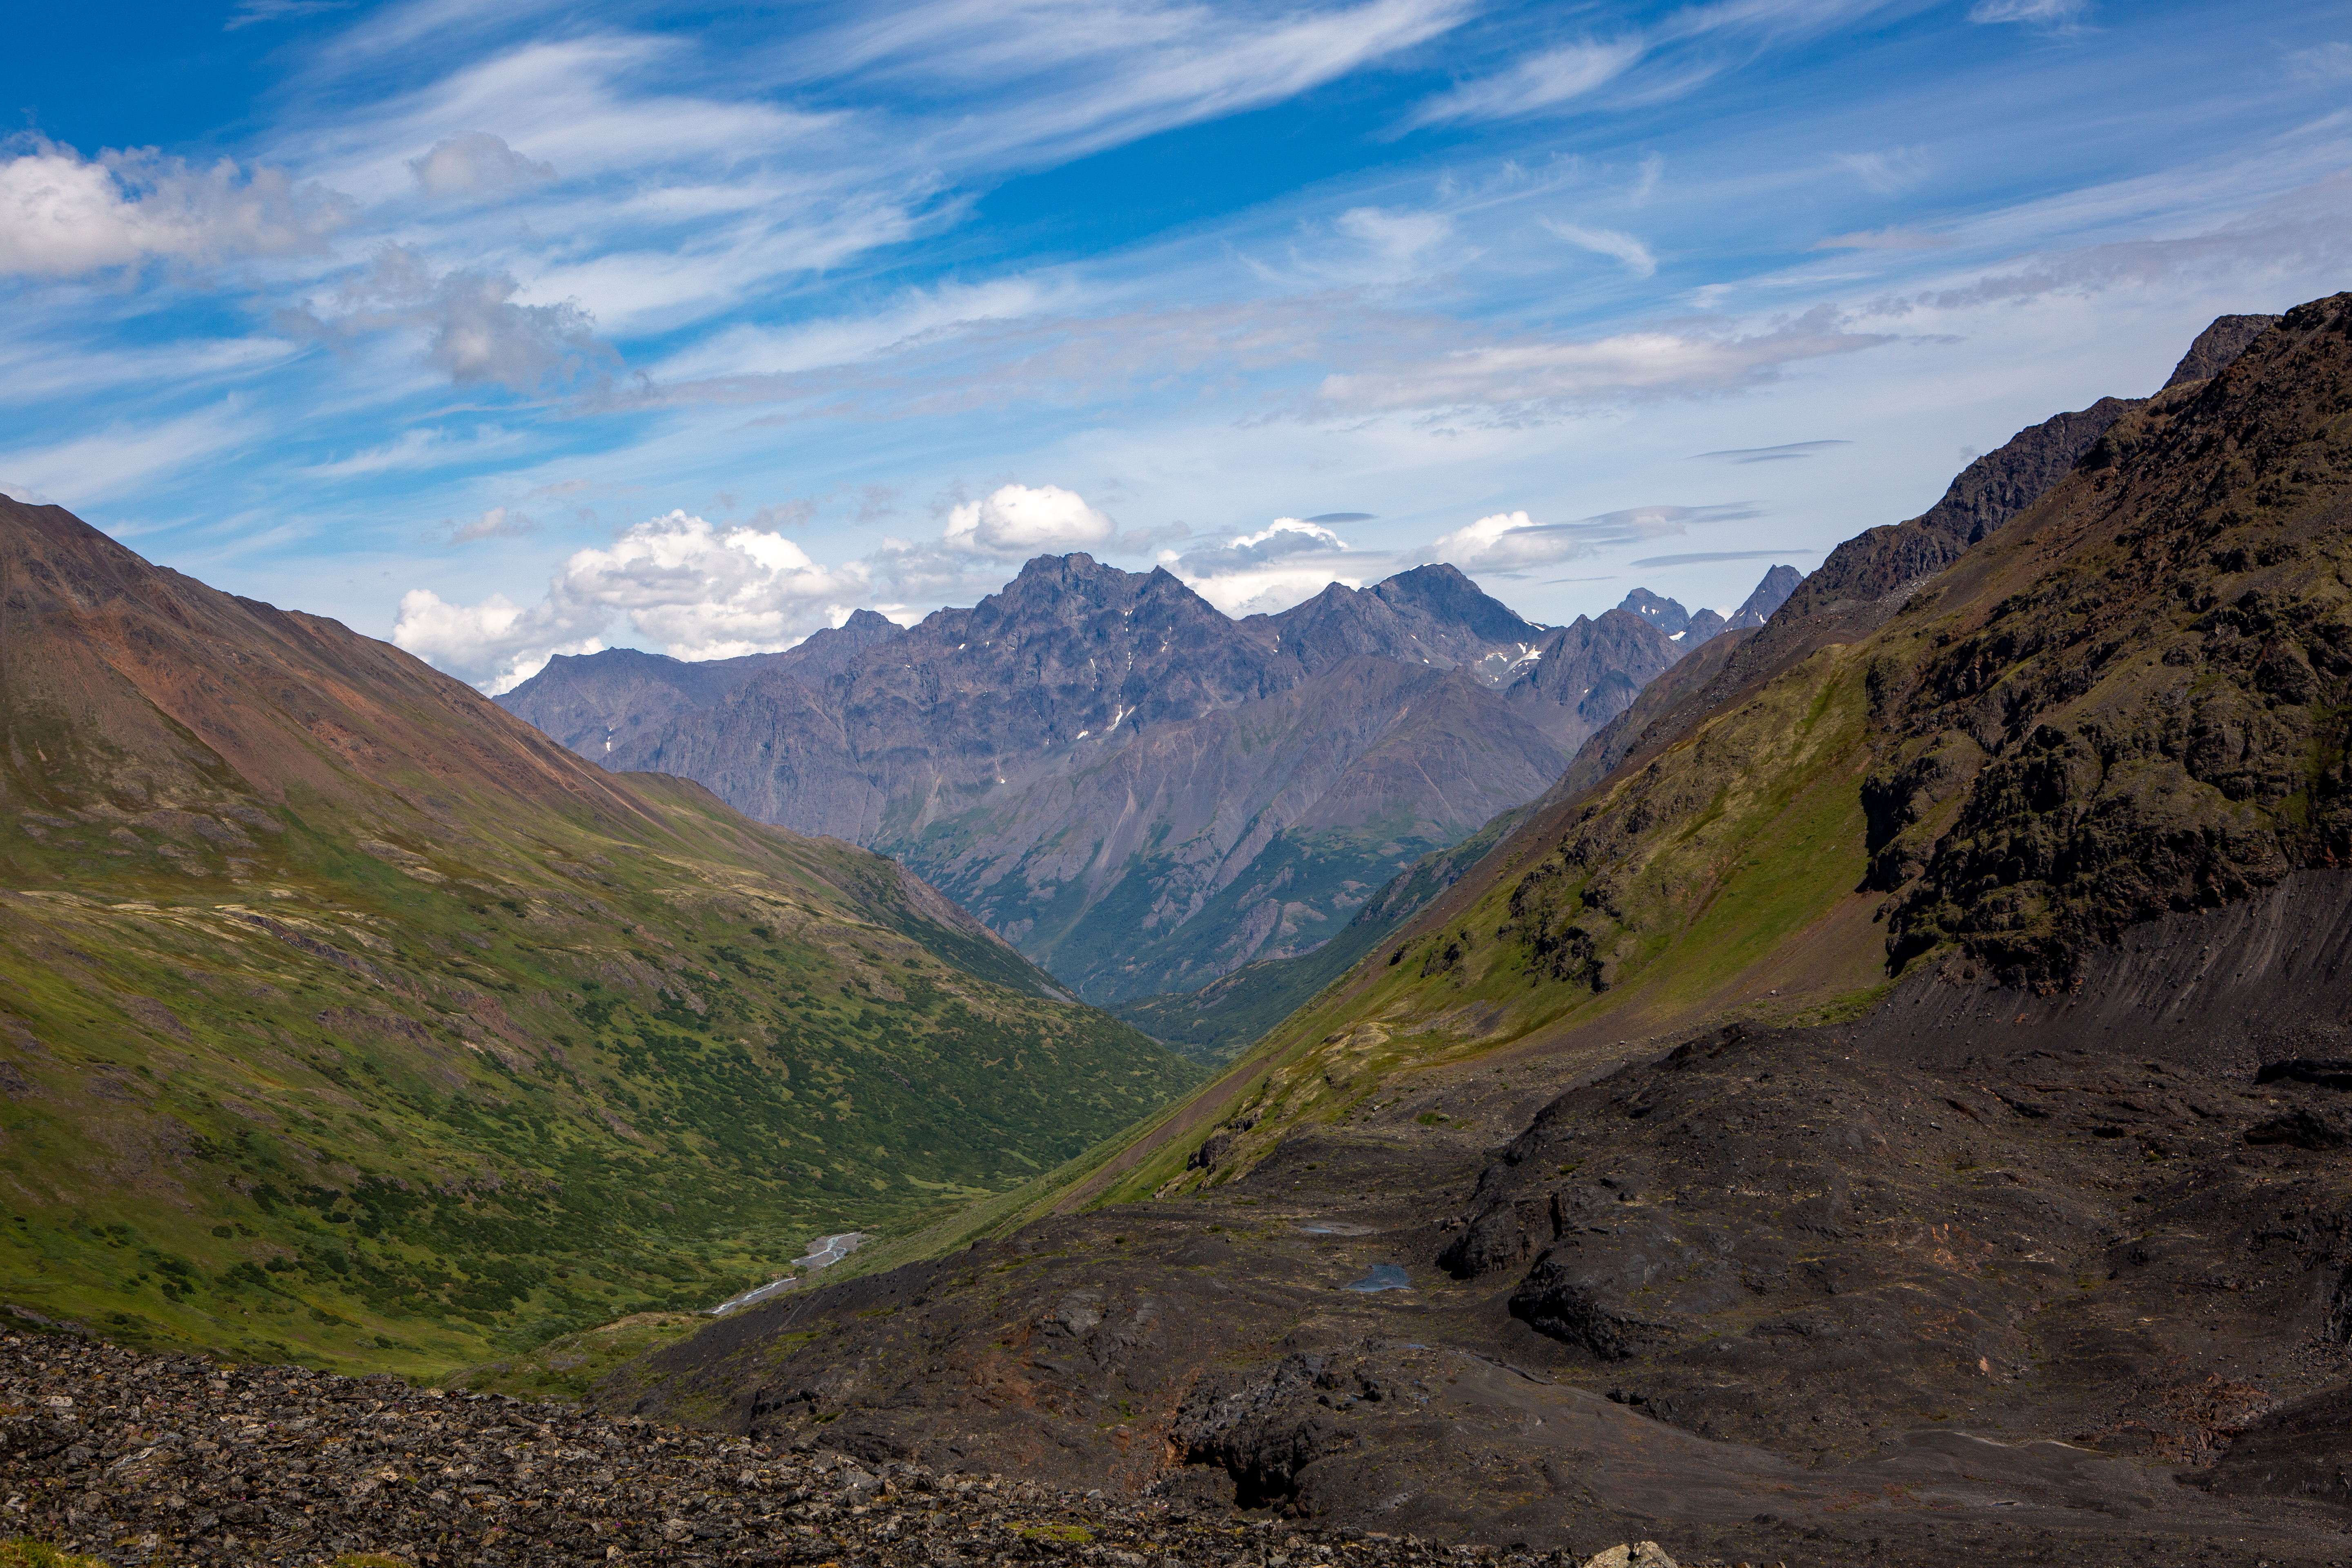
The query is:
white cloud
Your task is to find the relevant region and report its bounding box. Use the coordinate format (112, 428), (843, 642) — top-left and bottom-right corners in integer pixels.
(408, 132), (556, 197)
(298, 423), (521, 478)
(1870, 170), (2352, 316)
(831, 0), (1474, 165)
(1168, 517), (1369, 616)
(440, 506), (539, 545)
(1815, 227), (1954, 251)
(1968, 0), (2089, 26)
(1410, 40), (1642, 125)
(2289, 41), (2352, 79)
(1313, 307), (1892, 420)
(0, 402), (258, 506)
(942, 482), (1114, 555)
(390, 587), (604, 695)
(394, 510), (870, 690)
(1428, 503), (1760, 571)
(0, 140), (350, 278)
(226, 0), (351, 30)
(1335, 206), (1457, 271)
(280, 246), (616, 393)
(1834, 148), (1929, 195)
(1542, 219), (1657, 276)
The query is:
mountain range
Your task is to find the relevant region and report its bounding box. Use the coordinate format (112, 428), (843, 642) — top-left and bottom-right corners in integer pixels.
(0, 499), (1193, 1376)
(499, 562), (1800, 1009)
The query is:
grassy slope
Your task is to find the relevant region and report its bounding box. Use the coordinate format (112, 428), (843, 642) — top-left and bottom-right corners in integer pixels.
(0, 505), (1197, 1380)
(1025, 299), (2352, 1213)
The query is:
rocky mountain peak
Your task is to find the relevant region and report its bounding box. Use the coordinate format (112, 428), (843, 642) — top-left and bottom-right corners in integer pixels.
(1249, 561), (1546, 679)
(1729, 563), (1803, 627)
(2163, 312), (2284, 389)
(1616, 586), (1690, 635)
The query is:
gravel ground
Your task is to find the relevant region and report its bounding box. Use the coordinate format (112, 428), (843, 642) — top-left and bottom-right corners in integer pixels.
(0, 1334), (1719, 1568)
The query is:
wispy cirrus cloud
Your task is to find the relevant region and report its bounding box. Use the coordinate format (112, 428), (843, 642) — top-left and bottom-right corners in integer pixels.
(1310, 307), (1893, 422)
(1426, 502), (1760, 572)
(1409, 40), (1642, 126)
(827, 0), (1474, 164)
(1542, 219), (1656, 276)
(1967, 0), (2090, 30)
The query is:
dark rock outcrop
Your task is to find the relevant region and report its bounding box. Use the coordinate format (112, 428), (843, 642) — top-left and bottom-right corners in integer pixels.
(2164, 313), (2284, 388)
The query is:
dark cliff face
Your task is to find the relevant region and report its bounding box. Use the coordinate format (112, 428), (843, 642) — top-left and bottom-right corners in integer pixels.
(2164, 312), (2283, 388)
(1878, 297), (2352, 982)
(1568, 311), (2285, 806)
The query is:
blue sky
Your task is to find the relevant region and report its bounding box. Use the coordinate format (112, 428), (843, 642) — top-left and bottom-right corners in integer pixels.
(6, 0), (2349, 690)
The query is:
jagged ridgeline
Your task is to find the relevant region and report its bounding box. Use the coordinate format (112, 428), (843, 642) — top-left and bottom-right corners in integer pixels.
(0, 499), (1196, 1375)
(1078, 301), (2343, 1198)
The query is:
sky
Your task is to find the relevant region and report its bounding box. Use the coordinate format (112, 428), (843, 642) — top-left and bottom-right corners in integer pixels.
(5, 0), (2349, 693)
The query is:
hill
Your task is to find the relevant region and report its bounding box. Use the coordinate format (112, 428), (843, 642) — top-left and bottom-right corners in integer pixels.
(0, 499), (1194, 1378)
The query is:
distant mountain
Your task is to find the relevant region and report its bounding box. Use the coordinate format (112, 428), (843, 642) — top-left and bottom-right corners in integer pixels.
(513, 607), (904, 758)
(0, 499), (1189, 1374)
(501, 558), (1801, 1004)
(1613, 564), (1801, 653)
(509, 560), (1804, 1002)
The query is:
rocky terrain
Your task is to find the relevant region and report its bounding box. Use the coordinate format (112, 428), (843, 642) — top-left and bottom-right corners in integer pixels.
(0, 1331), (1726, 1568)
(607, 874), (2352, 1564)
(579, 302), (2352, 1564)
(0, 500), (1190, 1377)
(498, 565), (1798, 1009)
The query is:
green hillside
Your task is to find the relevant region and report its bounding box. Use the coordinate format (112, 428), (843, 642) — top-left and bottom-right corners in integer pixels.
(0, 499), (1196, 1379)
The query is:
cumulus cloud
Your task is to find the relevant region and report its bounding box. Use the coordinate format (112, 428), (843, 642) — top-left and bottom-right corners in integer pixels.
(1168, 518), (1368, 616)
(1428, 503), (1760, 572)
(390, 588), (606, 694)
(1312, 307), (1891, 421)
(1542, 219), (1656, 276)
(408, 133), (557, 198)
(280, 246), (616, 394)
(0, 139), (350, 278)
(942, 482), (1114, 555)
(394, 510), (869, 691)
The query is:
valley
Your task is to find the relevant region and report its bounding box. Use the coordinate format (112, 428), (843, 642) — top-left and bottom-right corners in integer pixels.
(548, 299), (2352, 1562)
(0, 501), (1195, 1379)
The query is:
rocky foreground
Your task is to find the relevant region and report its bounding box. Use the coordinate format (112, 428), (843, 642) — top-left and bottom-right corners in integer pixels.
(0, 1334), (1716, 1568)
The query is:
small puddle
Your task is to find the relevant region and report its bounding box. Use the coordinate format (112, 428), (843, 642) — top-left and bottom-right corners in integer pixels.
(1301, 1223), (1376, 1236)
(1343, 1264), (1412, 1292)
